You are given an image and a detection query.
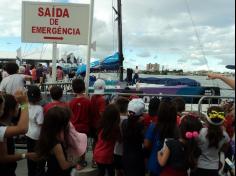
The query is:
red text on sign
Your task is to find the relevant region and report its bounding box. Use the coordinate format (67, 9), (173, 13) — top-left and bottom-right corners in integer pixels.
(50, 18), (59, 25)
(32, 26), (80, 35)
(38, 7), (70, 18)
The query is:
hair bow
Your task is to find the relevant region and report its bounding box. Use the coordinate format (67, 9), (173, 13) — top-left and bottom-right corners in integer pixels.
(208, 110), (225, 120)
(185, 131), (199, 139)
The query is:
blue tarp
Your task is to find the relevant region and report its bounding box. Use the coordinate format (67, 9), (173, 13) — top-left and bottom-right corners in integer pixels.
(76, 64), (86, 75)
(91, 60), (100, 68)
(101, 52), (120, 70)
(76, 52), (120, 75)
(76, 60), (100, 75)
(139, 77), (201, 86)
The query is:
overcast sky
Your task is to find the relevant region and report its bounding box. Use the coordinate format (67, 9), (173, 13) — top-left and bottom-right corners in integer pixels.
(0, 0), (235, 72)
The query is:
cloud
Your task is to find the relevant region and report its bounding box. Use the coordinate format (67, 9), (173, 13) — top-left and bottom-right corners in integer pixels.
(0, 0), (235, 72)
(137, 51), (151, 58)
(177, 58), (186, 64)
(192, 59), (208, 66)
(218, 54), (235, 66)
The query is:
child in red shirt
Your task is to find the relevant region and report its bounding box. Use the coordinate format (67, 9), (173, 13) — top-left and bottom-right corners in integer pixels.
(44, 86), (67, 114)
(69, 78), (91, 134)
(69, 78), (91, 168)
(90, 79), (107, 168)
(143, 97), (160, 129)
(90, 79), (106, 131)
(171, 97), (186, 126)
(94, 104), (121, 176)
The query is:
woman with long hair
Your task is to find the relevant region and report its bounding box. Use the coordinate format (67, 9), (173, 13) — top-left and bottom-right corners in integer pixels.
(194, 106), (230, 176)
(144, 99), (179, 176)
(36, 106), (76, 176)
(158, 114), (202, 176)
(93, 104), (121, 176)
(0, 93), (34, 176)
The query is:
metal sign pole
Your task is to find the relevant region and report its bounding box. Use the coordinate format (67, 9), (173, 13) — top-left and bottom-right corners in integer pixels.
(52, 42), (57, 83)
(85, 0), (94, 95)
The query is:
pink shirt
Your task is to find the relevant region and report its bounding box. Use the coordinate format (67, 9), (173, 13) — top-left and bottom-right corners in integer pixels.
(57, 69), (64, 80)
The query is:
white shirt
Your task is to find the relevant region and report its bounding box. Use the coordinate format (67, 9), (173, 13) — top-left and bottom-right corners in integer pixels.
(0, 74), (25, 94)
(2, 71), (9, 79)
(26, 104), (44, 140)
(0, 126), (7, 142)
(114, 115), (128, 155)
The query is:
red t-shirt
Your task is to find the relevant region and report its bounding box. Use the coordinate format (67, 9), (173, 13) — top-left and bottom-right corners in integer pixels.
(69, 97), (91, 134)
(177, 115), (181, 126)
(94, 131), (116, 164)
(90, 95), (106, 129)
(224, 114), (234, 139)
(31, 68), (37, 81)
(143, 113), (158, 128)
(161, 166), (187, 176)
(43, 101), (67, 114)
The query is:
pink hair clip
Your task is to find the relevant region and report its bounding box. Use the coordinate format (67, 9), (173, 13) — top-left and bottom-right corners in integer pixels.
(185, 131), (199, 139)
(192, 131), (199, 138)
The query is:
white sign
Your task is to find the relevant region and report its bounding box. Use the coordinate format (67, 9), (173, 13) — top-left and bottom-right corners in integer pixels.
(22, 1), (90, 45)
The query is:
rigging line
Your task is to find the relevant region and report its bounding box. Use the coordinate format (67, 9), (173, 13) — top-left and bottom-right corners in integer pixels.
(184, 0), (209, 69)
(184, 0), (218, 87)
(39, 44), (45, 60)
(23, 44), (32, 58)
(22, 43), (28, 58)
(41, 44), (48, 60)
(23, 46), (43, 57)
(22, 51), (36, 57)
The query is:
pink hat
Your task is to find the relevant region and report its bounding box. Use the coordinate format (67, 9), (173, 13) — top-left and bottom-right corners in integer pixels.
(67, 122), (87, 158)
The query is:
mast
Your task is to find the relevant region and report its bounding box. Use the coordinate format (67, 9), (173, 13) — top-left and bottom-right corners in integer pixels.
(117, 0), (124, 81)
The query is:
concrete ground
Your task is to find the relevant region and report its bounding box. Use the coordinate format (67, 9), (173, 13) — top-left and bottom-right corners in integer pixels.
(15, 149), (97, 176)
(15, 149), (27, 176)
(14, 149), (235, 176)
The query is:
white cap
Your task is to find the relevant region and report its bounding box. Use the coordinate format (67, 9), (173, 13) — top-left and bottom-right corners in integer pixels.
(94, 79), (106, 95)
(19, 66), (25, 74)
(128, 98), (145, 116)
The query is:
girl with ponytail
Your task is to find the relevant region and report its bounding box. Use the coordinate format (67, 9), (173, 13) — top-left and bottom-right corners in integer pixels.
(158, 114), (202, 176)
(194, 106), (230, 176)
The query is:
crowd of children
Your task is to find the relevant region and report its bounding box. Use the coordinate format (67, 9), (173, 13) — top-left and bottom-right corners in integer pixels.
(0, 65), (235, 176)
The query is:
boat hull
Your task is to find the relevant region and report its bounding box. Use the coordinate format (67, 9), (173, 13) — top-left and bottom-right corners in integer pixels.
(95, 85), (221, 104)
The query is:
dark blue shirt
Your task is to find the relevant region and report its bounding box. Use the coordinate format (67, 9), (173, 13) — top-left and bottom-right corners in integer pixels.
(145, 123), (163, 175)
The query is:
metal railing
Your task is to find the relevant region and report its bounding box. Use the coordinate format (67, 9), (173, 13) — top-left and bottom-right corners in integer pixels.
(198, 96), (235, 114)
(16, 87), (235, 149)
(36, 82), (235, 107)
(38, 90), (235, 112)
